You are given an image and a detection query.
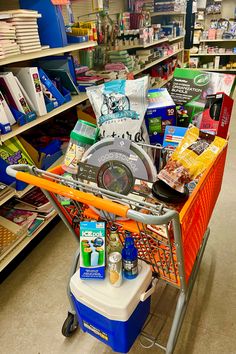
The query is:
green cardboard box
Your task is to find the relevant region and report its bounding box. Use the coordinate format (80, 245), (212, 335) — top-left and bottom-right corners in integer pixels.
(170, 68), (236, 126)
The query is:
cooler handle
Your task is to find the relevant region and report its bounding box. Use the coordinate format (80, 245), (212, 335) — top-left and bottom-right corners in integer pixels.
(140, 278), (158, 302)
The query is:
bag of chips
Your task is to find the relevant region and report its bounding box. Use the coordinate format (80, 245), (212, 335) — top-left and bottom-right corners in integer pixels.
(86, 77), (149, 143)
(158, 126), (227, 193)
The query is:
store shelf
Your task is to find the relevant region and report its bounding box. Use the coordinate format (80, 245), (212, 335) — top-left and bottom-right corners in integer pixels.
(199, 39), (236, 42)
(0, 211), (58, 272)
(151, 12), (186, 17)
(152, 74), (174, 89)
(193, 68), (236, 72)
(0, 41), (97, 66)
(169, 36), (184, 43)
(133, 49), (183, 75)
(190, 53), (236, 56)
(0, 93), (88, 143)
(108, 36), (184, 52)
(0, 190), (15, 207)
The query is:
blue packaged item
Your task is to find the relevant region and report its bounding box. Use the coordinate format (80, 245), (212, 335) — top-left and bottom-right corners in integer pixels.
(80, 221), (106, 280)
(70, 260), (153, 353)
(122, 232), (138, 279)
(145, 88), (176, 145)
(19, 0), (68, 48)
(163, 125), (188, 148)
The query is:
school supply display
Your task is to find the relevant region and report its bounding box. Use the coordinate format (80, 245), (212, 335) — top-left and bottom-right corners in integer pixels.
(0, 136), (34, 166)
(38, 68), (66, 107)
(0, 94), (11, 134)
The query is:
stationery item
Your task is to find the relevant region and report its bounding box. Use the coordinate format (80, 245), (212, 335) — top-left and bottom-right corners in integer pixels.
(0, 95), (11, 134)
(0, 136), (34, 166)
(45, 69), (79, 95)
(0, 223), (26, 257)
(0, 182), (14, 200)
(0, 72), (31, 115)
(0, 207), (38, 228)
(12, 67), (47, 116)
(38, 68), (65, 106)
(2, 10), (42, 19)
(27, 217), (44, 236)
(0, 216), (27, 237)
(14, 77), (35, 112)
(15, 187), (51, 211)
(38, 55), (77, 84)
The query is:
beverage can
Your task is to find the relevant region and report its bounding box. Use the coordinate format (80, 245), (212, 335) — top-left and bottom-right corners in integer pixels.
(108, 252), (122, 287)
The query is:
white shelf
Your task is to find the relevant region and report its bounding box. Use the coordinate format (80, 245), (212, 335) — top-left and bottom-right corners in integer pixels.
(109, 36), (184, 51)
(193, 68), (236, 72)
(0, 211), (58, 272)
(190, 53), (236, 56)
(133, 49), (183, 75)
(151, 12), (186, 16)
(199, 39), (236, 42)
(0, 41), (97, 66)
(169, 36), (184, 43)
(0, 93), (88, 143)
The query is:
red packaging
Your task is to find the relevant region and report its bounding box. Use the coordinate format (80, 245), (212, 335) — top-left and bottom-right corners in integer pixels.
(200, 92), (234, 139)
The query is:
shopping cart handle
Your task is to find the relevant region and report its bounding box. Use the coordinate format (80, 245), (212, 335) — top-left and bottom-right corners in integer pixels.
(140, 278), (158, 302)
(6, 164), (32, 178)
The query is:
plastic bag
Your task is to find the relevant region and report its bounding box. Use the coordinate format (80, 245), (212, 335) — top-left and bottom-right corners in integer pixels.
(158, 126), (227, 193)
(86, 77), (149, 143)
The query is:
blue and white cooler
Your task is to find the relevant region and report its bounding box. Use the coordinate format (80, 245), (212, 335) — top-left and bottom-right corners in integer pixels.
(70, 260), (156, 353)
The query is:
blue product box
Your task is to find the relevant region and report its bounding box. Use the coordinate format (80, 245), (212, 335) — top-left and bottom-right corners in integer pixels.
(163, 125), (188, 148)
(145, 88), (176, 145)
(80, 221), (106, 280)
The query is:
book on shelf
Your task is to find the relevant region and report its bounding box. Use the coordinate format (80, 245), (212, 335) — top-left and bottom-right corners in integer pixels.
(0, 182), (14, 200)
(0, 215), (28, 237)
(0, 89), (16, 125)
(14, 187), (52, 212)
(27, 217), (45, 236)
(0, 207), (38, 228)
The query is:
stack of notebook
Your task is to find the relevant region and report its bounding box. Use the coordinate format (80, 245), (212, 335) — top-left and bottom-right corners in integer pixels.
(5, 9), (48, 54)
(0, 15), (20, 59)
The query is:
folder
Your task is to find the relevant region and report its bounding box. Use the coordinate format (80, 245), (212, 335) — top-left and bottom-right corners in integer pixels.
(38, 68), (65, 106)
(0, 89), (16, 125)
(11, 67), (47, 116)
(0, 94), (11, 134)
(0, 72), (31, 115)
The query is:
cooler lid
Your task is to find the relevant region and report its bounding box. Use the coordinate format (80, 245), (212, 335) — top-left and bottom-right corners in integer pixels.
(70, 260), (152, 321)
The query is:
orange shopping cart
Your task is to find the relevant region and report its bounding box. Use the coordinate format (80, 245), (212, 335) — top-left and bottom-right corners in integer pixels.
(6, 141), (228, 354)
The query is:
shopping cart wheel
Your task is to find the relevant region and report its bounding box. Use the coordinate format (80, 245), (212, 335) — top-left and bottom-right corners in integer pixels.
(62, 312), (78, 337)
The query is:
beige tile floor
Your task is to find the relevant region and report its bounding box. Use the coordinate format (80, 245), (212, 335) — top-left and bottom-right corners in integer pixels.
(1, 100), (236, 354)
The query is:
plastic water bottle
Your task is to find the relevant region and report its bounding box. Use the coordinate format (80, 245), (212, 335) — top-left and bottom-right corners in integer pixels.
(122, 232), (138, 279)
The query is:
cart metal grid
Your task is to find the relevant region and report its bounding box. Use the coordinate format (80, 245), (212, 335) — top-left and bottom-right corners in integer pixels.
(6, 143), (227, 354)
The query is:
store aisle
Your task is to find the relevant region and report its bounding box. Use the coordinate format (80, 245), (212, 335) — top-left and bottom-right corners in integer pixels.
(0, 101), (236, 354)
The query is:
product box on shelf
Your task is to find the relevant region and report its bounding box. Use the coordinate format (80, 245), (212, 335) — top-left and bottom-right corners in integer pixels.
(163, 125), (188, 148)
(170, 68), (236, 126)
(145, 88), (176, 145)
(80, 221), (106, 280)
(200, 92), (234, 138)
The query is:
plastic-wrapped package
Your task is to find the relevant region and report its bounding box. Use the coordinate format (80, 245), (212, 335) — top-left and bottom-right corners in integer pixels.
(86, 77), (149, 143)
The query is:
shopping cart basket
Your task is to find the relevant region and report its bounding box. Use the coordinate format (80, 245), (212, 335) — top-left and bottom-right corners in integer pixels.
(6, 142), (228, 354)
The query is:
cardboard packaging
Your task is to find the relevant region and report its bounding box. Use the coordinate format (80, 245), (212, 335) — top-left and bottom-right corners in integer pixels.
(200, 92), (234, 139)
(170, 68), (236, 126)
(80, 221), (106, 280)
(163, 125), (188, 148)
(145, 88), (176, 145)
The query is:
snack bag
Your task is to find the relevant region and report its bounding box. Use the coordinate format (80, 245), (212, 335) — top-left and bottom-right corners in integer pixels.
(86, 77), (149, 143)
(158, 126), (227, 193)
